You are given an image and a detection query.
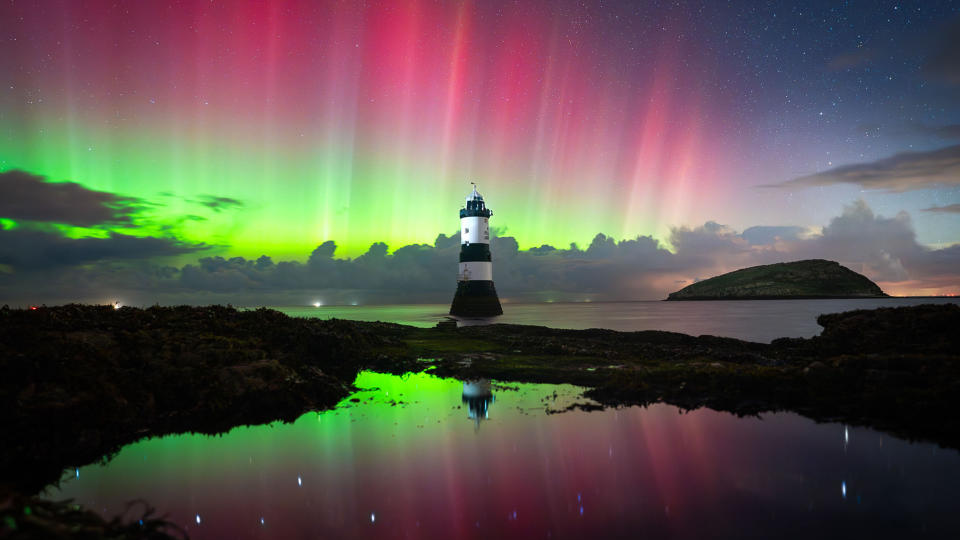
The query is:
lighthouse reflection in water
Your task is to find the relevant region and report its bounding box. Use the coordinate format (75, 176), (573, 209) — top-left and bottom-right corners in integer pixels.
(461, 379), (494, 429)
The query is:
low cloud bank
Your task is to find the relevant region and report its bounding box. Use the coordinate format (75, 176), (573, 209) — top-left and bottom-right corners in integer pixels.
(1, 200), (957, 306)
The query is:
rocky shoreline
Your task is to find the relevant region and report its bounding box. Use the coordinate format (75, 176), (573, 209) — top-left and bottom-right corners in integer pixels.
(2, 302), (958, 537)
(380, 304), (960, 448)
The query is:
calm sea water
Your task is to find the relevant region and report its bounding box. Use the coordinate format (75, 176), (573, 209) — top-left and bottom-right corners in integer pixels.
(48, 371), (960, 539)
(277, 297), (960, 343)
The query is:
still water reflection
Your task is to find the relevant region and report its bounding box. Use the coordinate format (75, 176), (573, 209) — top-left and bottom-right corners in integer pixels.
(49, 371), (960, 539)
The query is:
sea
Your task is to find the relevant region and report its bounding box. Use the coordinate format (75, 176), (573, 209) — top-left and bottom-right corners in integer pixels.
(276, 296), (960, 343)
(45, 297), (960, 539)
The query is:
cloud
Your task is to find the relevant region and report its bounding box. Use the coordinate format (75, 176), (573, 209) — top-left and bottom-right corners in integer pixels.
(923, 17), (960, 86)
(668, 221), (751, 266)
(767, 145), (960, 192)
(922, 204), (960, 214)
(0, 170), (143, 226)
(0, 226), (208, 270)
(913, 124), (960, 140)
(1, 200), (958, 305)
(740, 226), (807, 245)
(792, 200), (918, 281)
(192, 195), (245, 213)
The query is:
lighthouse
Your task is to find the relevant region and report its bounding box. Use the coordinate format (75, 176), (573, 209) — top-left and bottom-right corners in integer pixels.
(449, 183), (503, 317)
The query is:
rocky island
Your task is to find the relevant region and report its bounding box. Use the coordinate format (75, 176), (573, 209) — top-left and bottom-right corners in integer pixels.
(667, 259), (887, 300)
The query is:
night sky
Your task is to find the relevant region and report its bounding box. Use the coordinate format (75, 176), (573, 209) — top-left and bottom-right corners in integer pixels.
(1, 0), (958, 303)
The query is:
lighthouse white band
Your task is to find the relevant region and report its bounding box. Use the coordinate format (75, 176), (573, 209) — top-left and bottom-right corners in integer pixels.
(460, 216), (490, 245)
(458, 261), (492, 281)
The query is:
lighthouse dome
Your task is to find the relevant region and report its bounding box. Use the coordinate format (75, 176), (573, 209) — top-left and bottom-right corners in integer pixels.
(461, 183), (492, 218)
(467, 183), (484, 203)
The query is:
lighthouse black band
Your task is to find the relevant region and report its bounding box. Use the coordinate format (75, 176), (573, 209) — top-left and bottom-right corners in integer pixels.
(459, 243), (491, 262)
(460, 207), (492, 218)
(462, 394), (492, 419)
(450, 280), (503, 317)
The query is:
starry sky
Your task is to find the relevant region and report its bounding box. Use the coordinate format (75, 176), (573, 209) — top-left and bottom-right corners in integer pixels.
(1, 0), (958, 302)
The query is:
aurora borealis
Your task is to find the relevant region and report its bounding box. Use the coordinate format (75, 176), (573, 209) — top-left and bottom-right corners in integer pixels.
(1, 0), (959, 301)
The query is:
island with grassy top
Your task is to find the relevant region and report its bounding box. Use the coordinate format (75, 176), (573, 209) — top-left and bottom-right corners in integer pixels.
(667, 259), (887, 300)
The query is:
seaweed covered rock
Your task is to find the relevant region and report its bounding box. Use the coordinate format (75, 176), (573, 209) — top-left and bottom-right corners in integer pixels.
(813, 303), (960, 354)
(0, 488), (184, 539)
(0, 304), (399, 493)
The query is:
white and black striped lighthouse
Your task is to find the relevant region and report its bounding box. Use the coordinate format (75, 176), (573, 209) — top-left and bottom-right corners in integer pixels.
(449, 183), (503, 317)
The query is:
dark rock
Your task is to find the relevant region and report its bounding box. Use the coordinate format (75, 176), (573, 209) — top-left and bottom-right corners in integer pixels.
(0, 487), (184, 539)
(0, 304), (397, 494)
(813, 303), (960, 354)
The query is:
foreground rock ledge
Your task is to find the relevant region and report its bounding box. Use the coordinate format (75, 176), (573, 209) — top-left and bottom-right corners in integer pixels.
(1, 303), (958, 536)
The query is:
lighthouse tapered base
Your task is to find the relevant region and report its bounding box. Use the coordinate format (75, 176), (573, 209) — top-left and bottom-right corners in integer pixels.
(449, 280), (503, 317)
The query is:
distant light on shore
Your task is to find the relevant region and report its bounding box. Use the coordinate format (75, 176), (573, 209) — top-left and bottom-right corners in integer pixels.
(313, 301), (322, 307)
